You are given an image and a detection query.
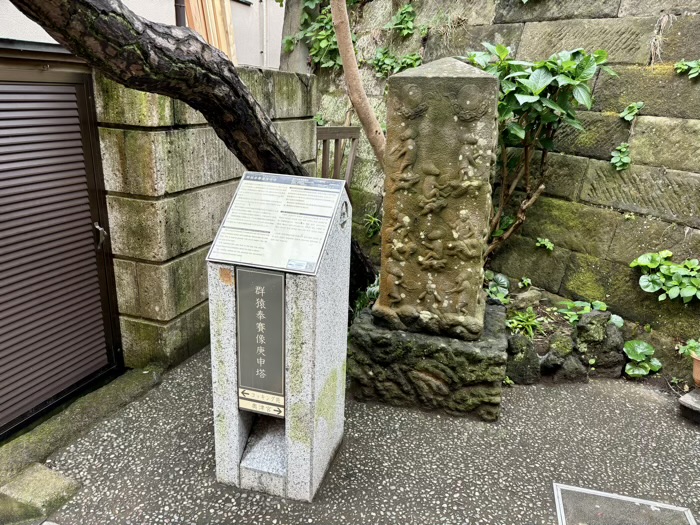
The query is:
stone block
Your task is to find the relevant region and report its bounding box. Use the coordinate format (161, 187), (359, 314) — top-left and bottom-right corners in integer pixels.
(172, 99), (207, 125)
(495, 0), (619, 23)
(107, 181), (236, 261)
(619, 0), (700, 16)
(113, 247), (209, 321)
(238, 67), (275, 117)
(489, 235), (571, 294)
(655, 15), (700, 63)
(607, 217), (700, 265)
(679, 390), (700, 425)
(0, 493), (41, 523)
(0, 463), (79, 514)
(92, 72), (173, 127)
(272, 72), (316, 119)
(521, 197), (622, 258)
(516, 17), (657, 64)
(560, 253), (700, 340)
(593, 65), (700, 120)
(424, 24), (524, 62)
(506, 334), (541, 385)
(273, 119), (317, 163)
(630, 116), (700, 174)
(541, 153), (589, 201)
(120, 301), (210, 368)
(414, 0), (496, 27)
(507, 150), (588, 201)
(100, 127), (244, 196)
(348, 306), (507, 421)
(581, 160), (700, 229)
(554, 111), (630, 160)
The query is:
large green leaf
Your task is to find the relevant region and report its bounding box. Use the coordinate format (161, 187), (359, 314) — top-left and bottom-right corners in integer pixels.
(625, 362), (649, 378)
(624, 340), (655, 362)
(529, 68), (554, 94)
(648, 357), (663, 372)
(573, 84), (592, 109)
(639, 274), (663, 293)
(515, 93), (540, 105)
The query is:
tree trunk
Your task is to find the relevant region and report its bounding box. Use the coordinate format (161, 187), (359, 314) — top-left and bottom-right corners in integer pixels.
(330, 0), (386, 170)
(9, 0), (307, 176)
(9, 0), (376, 297)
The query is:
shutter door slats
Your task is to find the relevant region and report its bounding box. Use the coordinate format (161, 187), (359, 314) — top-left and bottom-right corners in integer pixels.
(0, 340), (108, 401)
(0, 330), (105, 387)
(0, 353), (108, 423)
(0, 82), (111, 433)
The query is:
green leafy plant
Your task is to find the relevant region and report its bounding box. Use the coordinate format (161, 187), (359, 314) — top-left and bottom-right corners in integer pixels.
(419, 25), (430, 39)
(557, 300), (607, 325)
(609, 314), (624, 328)
(283, 3), (353, 71)
(484, 270), (511, 305)
(675, 59), (700, 79)
(464, 44), (615, 256)
(384, 4), (416, 37)
(518, 276), (532, 289)
(623, 340), (662, 378)
(619, 102), (644, 121)
(506, 307), (546, 339)
(536, 238), (554, 251)
(678, 339), (700, 359)
(503, 376), (515, 386)
(610, 142), (631, 171)
(630, 250), (700, 304)
(314, 113), (327, 126)
(371, 47), (422, 78)
(363, 213), (382, 238)
(491, 215), (515, 240)
(353, 276), (380, 319)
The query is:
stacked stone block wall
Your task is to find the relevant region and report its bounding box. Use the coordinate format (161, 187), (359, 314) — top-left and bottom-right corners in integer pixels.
(95, 69), (317, 368)
(311, 0), (700, 340)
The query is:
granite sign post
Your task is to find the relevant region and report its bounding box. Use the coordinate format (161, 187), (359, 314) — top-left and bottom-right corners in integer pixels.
(348, 58), (508, 421)
(207, 172), (351, 501)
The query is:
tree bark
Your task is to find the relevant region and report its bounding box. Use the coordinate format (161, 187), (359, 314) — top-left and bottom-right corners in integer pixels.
(9, 0), (307, 176)
(330, 0), (386, 169)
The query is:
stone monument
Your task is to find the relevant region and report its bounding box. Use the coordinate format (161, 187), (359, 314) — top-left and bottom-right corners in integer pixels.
(348, 58), (508, 421)
(207, 172), (351, 501)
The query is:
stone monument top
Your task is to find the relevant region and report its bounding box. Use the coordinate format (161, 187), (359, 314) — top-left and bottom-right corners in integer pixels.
(372, 58), (499, 341)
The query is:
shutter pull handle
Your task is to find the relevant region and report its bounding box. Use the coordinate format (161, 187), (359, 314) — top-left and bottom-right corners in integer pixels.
(94, 222), (108, 250)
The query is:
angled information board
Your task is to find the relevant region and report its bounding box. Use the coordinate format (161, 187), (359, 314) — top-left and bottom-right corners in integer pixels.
(207, 172), (345, 275)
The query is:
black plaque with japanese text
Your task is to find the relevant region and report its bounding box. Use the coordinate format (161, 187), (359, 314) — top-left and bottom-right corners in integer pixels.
(236, 268), (285, 417)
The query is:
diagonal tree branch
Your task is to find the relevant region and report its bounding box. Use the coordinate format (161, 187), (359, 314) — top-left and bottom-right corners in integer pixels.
(9, 0), (307, 176)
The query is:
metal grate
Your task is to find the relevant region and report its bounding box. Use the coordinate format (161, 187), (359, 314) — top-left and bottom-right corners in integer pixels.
(0, 82), (112, 434)
(554, 483), (697, 525)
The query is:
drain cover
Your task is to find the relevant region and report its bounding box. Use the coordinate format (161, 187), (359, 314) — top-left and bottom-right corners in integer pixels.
(554, 483), (697, 525)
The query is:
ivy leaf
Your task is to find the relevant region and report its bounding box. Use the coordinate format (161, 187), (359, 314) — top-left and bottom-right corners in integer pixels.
(625, 362), (649, 378)
(609, 314), (624, 328)
(648, 357), (663, 372)
(639, 274), (663, 293)
(573, 84), (592, 109)
(681, 286), (698, 298)
(515, 93), (540, 104)
(591, 300), (607, 311)
(624, 340), (655, 362)
(507, 122), (526, 140)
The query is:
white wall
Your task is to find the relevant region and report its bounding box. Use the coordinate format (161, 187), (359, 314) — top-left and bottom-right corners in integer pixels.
(231, 0), (284, 69)
(0, 0), (176, 45)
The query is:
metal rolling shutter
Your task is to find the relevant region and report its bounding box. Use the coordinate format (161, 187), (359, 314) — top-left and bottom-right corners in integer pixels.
(0, 82), (111, 431)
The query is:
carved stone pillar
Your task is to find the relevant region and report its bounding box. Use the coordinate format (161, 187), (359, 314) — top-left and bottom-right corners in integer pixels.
(373, 58), (499, 341)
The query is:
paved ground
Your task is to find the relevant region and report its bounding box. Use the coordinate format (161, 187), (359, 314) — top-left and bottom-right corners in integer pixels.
(45, 348), (699, 525)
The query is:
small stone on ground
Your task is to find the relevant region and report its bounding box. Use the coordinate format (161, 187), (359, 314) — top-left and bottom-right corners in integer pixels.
(1, 463), (79, 515)
(44, 349), (699, 525)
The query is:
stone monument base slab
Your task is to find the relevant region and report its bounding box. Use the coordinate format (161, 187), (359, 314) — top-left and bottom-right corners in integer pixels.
(347, 305), (507, 421)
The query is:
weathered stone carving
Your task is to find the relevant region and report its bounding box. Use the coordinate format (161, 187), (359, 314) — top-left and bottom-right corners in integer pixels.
(373, 58), (499, 340)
